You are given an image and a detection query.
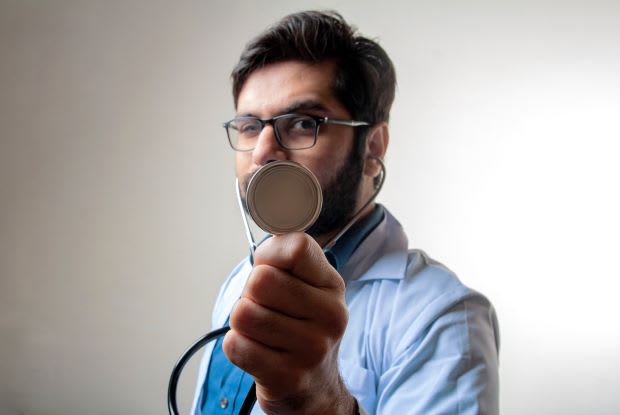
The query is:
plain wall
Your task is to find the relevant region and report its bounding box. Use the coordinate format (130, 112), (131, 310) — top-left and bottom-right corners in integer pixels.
(1, 1), (619, 414)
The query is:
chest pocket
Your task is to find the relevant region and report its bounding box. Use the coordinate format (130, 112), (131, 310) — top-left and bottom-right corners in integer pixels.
(339, 359), (378, 413)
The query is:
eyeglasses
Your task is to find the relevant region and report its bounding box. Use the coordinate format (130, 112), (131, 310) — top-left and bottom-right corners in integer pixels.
(223, 113), (370, 151)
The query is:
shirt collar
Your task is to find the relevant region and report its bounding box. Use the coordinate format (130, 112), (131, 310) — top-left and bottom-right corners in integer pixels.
(341, 207), (410, 282)
(323, 205), (385, 273)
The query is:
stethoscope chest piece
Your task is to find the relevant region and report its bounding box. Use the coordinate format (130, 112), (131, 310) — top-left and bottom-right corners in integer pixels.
(246, 161), (322, 235)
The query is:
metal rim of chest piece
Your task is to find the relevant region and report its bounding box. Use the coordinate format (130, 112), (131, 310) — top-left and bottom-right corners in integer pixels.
(245, 160), (323, 235)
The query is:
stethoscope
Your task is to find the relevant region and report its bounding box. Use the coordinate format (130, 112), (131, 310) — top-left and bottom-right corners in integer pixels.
(168, 158), (385, 415)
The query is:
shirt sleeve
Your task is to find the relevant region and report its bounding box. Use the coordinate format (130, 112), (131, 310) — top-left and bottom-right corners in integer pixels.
(375, 294), (500, 415)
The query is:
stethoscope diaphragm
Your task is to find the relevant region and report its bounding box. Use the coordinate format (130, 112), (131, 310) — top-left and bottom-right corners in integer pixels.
(245, 161), (322, 235)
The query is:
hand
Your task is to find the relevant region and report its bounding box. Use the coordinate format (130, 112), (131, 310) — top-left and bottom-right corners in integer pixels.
(223, 232), (356, 415)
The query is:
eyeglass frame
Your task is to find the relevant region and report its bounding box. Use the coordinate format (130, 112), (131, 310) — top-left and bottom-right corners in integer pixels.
(223, 113), (370, 152)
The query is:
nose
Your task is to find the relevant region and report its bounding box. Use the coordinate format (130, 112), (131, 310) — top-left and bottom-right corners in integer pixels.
(251, 124), (287, 166)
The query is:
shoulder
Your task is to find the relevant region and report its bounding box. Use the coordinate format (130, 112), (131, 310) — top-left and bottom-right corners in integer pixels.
(346, 247), (497, 356)
(342, 244), (499, 413)
(345, 207), (494, 330)
(344, 208), (487, 325)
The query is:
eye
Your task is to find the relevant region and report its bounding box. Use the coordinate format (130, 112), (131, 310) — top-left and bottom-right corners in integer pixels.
(288, 116), (316, 133)
(234, 119), (261, 135)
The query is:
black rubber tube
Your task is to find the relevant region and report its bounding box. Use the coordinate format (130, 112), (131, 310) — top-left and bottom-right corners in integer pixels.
(168, 326), (231, 415)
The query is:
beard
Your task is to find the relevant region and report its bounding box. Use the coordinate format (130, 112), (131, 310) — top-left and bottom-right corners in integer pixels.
(305, 147), (364, 237)
(241, 145), (365, 238)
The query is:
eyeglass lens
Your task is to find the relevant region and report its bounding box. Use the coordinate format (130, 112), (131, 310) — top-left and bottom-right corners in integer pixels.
(227, 115), (318, 151)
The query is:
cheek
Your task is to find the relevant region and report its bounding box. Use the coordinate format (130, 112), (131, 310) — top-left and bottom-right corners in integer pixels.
(303, 155), (347, 190)
(311, 139), (355, 183)
(235, 154), (252, 178)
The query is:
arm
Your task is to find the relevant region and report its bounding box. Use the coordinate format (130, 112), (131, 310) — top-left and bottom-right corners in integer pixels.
(375, 294), (499, 414)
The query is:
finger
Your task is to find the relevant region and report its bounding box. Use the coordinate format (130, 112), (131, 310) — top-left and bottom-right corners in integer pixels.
(222, 329), (305, 395)
(229, 297), (335, 360)
(254, 232), (344, 290)
(245, 264), (346, 322)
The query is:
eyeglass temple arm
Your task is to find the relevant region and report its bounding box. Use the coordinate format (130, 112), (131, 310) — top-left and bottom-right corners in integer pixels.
(323, 118), (370, 127)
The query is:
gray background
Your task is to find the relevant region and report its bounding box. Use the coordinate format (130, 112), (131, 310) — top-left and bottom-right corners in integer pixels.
(1, 0), (619, 414)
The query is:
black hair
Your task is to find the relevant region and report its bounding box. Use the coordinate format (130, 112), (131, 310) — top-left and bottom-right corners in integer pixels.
(231, 10), (396, 127)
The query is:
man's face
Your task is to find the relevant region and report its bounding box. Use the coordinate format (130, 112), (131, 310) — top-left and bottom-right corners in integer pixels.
(235, 60), (364, 239)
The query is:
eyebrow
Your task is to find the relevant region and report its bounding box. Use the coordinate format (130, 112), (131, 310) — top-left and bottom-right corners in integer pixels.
(281, 100), (329, 115)
(238, 100), (329, 118)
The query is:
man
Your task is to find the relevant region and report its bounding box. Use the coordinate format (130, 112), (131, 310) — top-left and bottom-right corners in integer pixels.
(191, 10), (499, 415)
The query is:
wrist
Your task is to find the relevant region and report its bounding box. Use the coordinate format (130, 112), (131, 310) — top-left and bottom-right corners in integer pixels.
(318, 381), (357, 415)
(256, 379), (356, 415)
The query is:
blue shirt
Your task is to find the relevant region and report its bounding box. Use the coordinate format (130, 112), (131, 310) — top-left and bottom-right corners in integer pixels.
(192, 207), (500, 414)
(195, 317), (254, 414)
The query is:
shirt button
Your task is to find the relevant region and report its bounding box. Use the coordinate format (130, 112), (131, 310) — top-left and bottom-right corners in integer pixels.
(220, 397), (229, 409)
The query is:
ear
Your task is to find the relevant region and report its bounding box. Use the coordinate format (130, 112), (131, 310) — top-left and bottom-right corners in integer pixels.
(363, 122), (389, 178)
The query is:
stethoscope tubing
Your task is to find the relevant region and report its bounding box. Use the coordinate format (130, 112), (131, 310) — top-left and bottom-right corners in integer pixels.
(168, 325), (257, 415)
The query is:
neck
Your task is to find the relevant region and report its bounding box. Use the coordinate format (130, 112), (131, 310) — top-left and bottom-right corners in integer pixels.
(315, 202), (376, 249)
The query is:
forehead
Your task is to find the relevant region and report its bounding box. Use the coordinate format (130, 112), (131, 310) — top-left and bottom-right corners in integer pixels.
(236, 60), (348, 117)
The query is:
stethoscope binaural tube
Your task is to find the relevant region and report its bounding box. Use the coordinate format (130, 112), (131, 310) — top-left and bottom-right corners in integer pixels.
(167, 158), (386, 415)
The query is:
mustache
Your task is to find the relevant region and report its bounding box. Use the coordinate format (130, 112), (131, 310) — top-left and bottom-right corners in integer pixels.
(239, 169), (260, 200)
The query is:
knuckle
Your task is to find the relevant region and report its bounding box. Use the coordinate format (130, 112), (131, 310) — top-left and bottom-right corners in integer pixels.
(230, 297), (258, 330)
(222, 331), (240, 363)
(333, 273), (346, 292)
(286, 232), (312, 260)
(324, 301), (348, 337)
(247, 265), (276, 299)
(310, 338), (330, 359)
(334, 303), (349, 334)
(223, 331), (252, 372)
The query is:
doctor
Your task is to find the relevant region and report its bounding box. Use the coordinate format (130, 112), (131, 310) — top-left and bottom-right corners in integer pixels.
(192, 10), (499, 415)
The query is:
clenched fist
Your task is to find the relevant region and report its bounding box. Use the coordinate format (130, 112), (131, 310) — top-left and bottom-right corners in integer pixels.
(223, 232), (356, 415)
